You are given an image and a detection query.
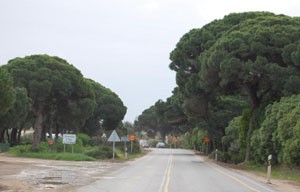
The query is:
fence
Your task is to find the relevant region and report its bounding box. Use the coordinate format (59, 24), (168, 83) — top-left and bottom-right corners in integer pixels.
(0, 143), (10, 152)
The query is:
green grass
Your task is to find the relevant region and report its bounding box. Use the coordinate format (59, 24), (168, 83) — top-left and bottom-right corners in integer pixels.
(8, 142), (144, 161)
(14, 152), (95, 161)
(115, 149), (148, 161)
(240, 162), (300, 184)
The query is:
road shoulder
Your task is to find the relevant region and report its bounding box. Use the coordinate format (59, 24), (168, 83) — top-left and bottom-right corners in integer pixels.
(195, 152), (300, 192)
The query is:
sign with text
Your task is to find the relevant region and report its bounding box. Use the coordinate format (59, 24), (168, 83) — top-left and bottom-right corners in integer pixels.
(121, 136), (130, 142)
(63, 134), (76, 144)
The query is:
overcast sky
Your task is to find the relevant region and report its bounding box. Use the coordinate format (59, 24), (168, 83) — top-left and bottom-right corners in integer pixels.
(1, 0), (300, 122)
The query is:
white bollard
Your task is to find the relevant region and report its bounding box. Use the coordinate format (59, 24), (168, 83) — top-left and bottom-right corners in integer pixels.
(267, 154), (272, 183)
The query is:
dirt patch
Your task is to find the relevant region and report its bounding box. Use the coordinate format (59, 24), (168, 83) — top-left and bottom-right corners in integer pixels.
(0, 185), (9, 191)
(0, 154), (125, 192)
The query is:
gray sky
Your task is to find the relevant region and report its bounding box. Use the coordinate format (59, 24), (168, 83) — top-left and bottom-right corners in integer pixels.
(1, 0), (300, 122)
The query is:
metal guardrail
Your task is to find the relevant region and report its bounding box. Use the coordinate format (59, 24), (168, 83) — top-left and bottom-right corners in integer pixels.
(0, 143), (10, 152)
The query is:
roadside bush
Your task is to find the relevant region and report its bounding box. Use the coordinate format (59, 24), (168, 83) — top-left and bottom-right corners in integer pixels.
(147, 139), (159, 148)
(77, 133), (91, 147)
(9, 142), (49, 154)
(282, 119), (300, 166)
(9, 144), (32, 154)
(123, 141), (140, 153)
(89, 135), (106, 146)
(84, 145), (114, 159)
(208, 150), (244, 164)
(30, 142), (49, 152)
(20, 132), (33, 144)
(209, 151), (229, 162)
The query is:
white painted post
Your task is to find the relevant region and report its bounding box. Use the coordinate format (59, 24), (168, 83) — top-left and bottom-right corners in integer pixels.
(125, 147), (128, 159)
(267, 154), (272, 183)
(124, 141), (128, 159)
(215, 149), (218, 161)
(112, 141), (115, 160)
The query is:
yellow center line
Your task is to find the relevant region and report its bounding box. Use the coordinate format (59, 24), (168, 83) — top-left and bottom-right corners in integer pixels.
(206, 163), (261, 192)
(164, 154), (173, 192)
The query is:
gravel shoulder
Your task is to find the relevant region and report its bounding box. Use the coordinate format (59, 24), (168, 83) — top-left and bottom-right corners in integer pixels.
(202, 155), (300, 192)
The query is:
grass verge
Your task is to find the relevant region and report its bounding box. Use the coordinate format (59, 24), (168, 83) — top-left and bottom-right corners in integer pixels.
(12, 152), (95, 161)
(7, 143), (146, 162)
(239, 162), (300, 184)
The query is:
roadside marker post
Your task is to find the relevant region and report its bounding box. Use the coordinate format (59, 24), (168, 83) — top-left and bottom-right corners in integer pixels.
(108, 130), (121, 160)
(267, 154), (272, 183)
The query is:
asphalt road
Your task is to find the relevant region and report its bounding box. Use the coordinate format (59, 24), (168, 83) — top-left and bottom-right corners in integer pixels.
(76, 148), (277, 192)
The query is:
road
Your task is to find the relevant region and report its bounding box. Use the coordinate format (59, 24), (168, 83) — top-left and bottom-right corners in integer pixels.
(76, 148), (277, 192)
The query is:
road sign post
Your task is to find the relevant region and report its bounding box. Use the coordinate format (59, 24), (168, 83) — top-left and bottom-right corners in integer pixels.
(121, 136), (129, 159)
(108, 130), (120, 160)
(130, 134), (135, 153)
(63, 134), (76, 153)
(172, 137), (178, 149)
(204, 136), (210, 154)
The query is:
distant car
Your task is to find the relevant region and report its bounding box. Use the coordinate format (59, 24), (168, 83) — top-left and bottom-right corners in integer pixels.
(140, 140), (150, 148)
(156, 142), (166, 148)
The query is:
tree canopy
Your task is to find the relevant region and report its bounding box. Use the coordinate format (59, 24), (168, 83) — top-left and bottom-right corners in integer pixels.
(81, 79), (127, 135)
(0, 68), (15, 115)
(1, 54), (126, 148)
(135, 12), (300, 166)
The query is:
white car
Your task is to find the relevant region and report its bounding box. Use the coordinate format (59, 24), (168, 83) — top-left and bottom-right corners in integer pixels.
(156, 142), (166, 148)
(140, 140), (150, 148)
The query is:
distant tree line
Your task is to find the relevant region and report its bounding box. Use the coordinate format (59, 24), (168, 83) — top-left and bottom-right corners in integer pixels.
(135, 12), (300, 167)
(0, 54), (127, 148)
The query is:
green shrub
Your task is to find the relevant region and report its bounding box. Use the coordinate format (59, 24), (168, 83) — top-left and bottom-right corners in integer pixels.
(20, 132), (33, 144)
(9, 144), (32, 154)
(122, 141), (140, 154)
(84, 145), (114, 159)
(209, 151), (229, 162)
(16, 152), (94, 161)
(77, 133), (91, 147)
(284, 139), (300, 166)
(32, 142), (50, 152)
(10, 142), (50, 154)
(147, 139), (159, 148)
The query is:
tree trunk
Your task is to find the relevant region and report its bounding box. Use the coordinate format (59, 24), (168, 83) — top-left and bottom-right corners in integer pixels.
(244, 85), (260, 162)
(17, 126), (23, 145)
(0, 129), (5, 143)
(6, 129), (10, 143)
(41, 125), (46, 141)
(10, 128), (18, 146)
(244, 114), (254, 162)
(32, 105), (43, 149)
